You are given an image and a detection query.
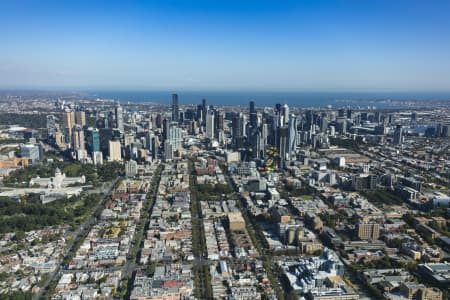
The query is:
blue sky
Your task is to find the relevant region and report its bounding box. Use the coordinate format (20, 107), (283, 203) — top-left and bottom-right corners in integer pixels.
(1, 0), (450, 91)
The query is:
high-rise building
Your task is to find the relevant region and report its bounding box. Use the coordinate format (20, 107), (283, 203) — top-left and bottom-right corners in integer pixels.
(216, 111), (224, 130)
(281, 104), (289, 125)
(108, 140), (122, 161)
(125, 160), (138, 177)
(168, 123), (182, 150)
(356, 222), (380, 240)
(75, 111), (86, 126)
(277, 127), (288, 162)
(62, 110), (75, 142)
(202, 98), (207, 120)
(55, 132), (65, 148)
(86, 128), (100, 155)
(71, 125), (85, 150)
(206, 110), (215, 138)
(249, 100), (255, 114)
(151, 136), (158, 160)
(115, 103), (124, 131)
(394, 124), (403, 145)
(46, 115), (58, 139)
(287, 114), (297, 160)
(164, 141), (173, 161)
(172, 93), (179, 123)
(63, 110), (75, 129)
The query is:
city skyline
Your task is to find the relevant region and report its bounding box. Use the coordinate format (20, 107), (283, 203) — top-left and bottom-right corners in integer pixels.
(1, 0), (450, 91)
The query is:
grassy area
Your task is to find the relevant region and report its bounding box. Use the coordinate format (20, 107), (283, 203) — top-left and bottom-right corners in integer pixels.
(361, 190), (404, 206)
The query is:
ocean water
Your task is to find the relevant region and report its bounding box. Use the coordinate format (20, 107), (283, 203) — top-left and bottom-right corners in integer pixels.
(86, 90), (450, 108)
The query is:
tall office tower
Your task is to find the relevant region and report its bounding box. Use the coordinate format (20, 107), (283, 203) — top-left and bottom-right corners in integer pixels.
(86, 128), (100, 155)
(125, 160), (138, 177)
(179, 111), (184, 124)
(249, 100), (255, 114)
(164, 141), (174, 161)
(216, 111), (224, 130)
(151, 136), (158, 160)
(319, 116), (329, 133)
(168, 123), (182, 150)
(171, 93), (179, 123)
(360, 112), (368, 122)
(155, 113), (162, 128)
(108, 139), (122, 161)
(63, 110), (75, 129)
(241, 114), (247, 137)
(387, 114), (393, 125)
(99, 128), (113, 157)
(196, 104), (203, 123)
(232, 113), (243, 137)
(441, 124), (450, 137)
(275, 103), (282, 114)
(162, 118), (169, 140)
(75, 111), (86, 126)
(394, 124), (403, 145)
(255, 129), (265, 159)
(336, 117), (347, 135)
(277, 127), (289, 162)
(189, 120), (197, 135)
(373, 111), (381, 123)
(115, 103), (124, 131)
(62, 110), (75, 142)
(46, 115), (58, 139)
(202, 98), (207, 118)
(281, 104), (289, 125)
(356, 223), (380, 240)
(144, 132), (152, 151)
(205, 110), (215, 138)
(184, 109), (195, 120)
(71, 125), (85, 150)
(287, 115), (297, 160)
(347, 109), (353, 119)
(338, 109), (346, 118)
(55, 132), (65, 148)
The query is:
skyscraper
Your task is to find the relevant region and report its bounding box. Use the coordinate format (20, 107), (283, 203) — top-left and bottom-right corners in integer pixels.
(287, 114), (297, 160)
(168, 122), (182, 150)
(62, 110), (75, 143)
(108, 140), (122, 161)
(71, 125), (85, 150)
(115, 103), (124, 131)
(206, 110), (215, 138)
(86, 128), (100, 155)
(172, 93), (179, 123)
(394, 124), (403, 145)
(281, 104), (289, 125)
(46, 115), (58, 139)
(75, 111), (86, 126)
